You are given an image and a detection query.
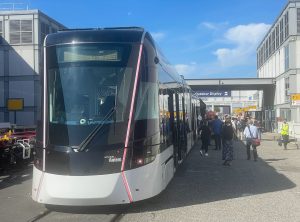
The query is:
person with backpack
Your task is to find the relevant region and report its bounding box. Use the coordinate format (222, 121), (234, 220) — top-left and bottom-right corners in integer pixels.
(221, 116), (234, 166)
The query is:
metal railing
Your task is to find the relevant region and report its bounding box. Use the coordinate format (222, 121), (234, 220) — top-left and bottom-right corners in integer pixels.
(0, 2), (29, 11)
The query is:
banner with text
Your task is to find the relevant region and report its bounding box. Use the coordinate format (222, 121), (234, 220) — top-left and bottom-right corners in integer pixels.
(195, 90), (231, 97)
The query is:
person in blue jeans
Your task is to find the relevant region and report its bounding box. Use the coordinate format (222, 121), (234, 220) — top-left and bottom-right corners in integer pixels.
(212, 115), (223, 150)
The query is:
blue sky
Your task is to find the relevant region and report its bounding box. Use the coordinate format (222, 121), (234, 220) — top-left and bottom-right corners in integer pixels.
(4, 0), (288, 79)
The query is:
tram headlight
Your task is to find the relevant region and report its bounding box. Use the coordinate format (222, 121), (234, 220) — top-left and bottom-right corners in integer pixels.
(136, 158), (144, 165)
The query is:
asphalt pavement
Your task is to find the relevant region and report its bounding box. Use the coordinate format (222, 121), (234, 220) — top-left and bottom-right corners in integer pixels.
(0, 133), (300, 222)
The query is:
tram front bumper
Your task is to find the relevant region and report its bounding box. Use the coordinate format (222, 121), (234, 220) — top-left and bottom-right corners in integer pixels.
(32, 166), (130, 206)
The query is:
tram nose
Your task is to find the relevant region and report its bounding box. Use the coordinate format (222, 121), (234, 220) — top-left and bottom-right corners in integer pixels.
(32, 167), (130, 206)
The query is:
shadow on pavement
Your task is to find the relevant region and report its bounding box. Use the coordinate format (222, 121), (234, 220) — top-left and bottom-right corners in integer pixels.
(48, 138), (296, 215)
(0, 162), (33, 190)
(129, 140), (296, 212)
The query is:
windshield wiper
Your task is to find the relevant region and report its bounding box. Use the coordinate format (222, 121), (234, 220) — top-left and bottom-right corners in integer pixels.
(77, 107), (116, 152)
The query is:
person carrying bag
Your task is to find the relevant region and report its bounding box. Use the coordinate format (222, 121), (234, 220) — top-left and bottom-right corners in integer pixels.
(243, 120), (259, 161)
(248, 125), (261, 147)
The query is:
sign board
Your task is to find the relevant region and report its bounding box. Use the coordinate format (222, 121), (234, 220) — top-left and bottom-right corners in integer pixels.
(195, 90), (231, 97)
(233, 105), (257, 113)
(247, 105), (257, 110)
(7, 98), (24, 111)
(291, 94), (300, 106)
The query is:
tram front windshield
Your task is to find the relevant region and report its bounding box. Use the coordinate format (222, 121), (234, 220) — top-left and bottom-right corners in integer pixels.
(47, 43), (137, 147)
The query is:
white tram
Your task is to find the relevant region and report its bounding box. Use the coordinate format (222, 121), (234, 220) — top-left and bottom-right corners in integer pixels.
(32, 27), (206, 206)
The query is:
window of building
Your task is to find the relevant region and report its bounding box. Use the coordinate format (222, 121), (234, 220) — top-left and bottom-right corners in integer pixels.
(0, 20), (3, 44)
(284, 12), (289, 39)
(271, 30), (275, 54)
(266, 38), (269, 57)
(262, 43), (266, 63)
(51, 27), (58, 33)
(260, 48), (263, 67)
(259, 46), (262, 65)
(280, 18), (284, 45)
(9, 20), (32, 44)
(285, 77), (290, 102)
(0, 20), (2, 36)
(280, 108), (291, 121)
(41, 23), (59, 44)
(275, 24), (279, 49)
(269, 36), (272, 57)
(258, 48), (262, 67)
(41, 22), (50, 43)
(284, 45), (289, 71)
(297, 8), (300, 34)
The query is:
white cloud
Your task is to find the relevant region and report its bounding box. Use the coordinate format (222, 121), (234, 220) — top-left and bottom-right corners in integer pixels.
(151, 32), (166, 42)
(202, 22), (218, 30)
(214, 23), (271, 67)
(199, 21), (229, 30)
(175, 63), (197, 76)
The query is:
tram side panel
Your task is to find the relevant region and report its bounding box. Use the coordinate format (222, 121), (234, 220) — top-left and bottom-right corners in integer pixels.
(123, 36), (176, 201)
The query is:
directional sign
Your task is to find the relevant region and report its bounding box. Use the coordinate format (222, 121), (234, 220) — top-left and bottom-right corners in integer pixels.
(195, 90), (231, 97)
(291, 94), (300, 106)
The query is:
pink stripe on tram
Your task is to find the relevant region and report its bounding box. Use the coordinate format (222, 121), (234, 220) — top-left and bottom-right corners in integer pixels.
(121, 172), (133, 203)
(121, 44), (143, 171)
(36, 172), (45, 201)
(120, 43), (143, 203)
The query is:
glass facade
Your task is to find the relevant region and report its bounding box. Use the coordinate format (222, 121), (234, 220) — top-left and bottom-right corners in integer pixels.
(257, 11), (289, 68)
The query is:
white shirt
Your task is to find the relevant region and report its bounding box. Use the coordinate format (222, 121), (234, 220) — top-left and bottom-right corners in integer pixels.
(231, 120), (236, 131)
(243, 124), (258, 139)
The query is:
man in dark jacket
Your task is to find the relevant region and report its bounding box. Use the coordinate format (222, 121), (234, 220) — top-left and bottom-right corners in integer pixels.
(212, 115), (223, 150)
(222, 116), (234, 166)
(200, 119), (211, 157)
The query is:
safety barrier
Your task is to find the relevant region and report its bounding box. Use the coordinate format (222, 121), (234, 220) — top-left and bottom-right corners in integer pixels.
(16, 139), (31, 159)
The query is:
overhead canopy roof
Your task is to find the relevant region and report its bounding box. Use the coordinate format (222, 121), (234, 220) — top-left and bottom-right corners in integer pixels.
(186, 78), (275, 91)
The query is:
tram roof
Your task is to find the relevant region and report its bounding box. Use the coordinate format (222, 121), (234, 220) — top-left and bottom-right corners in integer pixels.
(45, 27), (145, 46)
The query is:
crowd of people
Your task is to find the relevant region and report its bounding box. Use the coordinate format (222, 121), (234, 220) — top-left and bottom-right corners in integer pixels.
(198, 114), (263, 166)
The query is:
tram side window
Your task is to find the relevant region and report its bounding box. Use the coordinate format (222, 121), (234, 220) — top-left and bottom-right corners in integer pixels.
(159, 88), (172, 148)
(185, 90), (192, 132)
(158, 66), (175, 148)
(134, 48), (159, 121)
